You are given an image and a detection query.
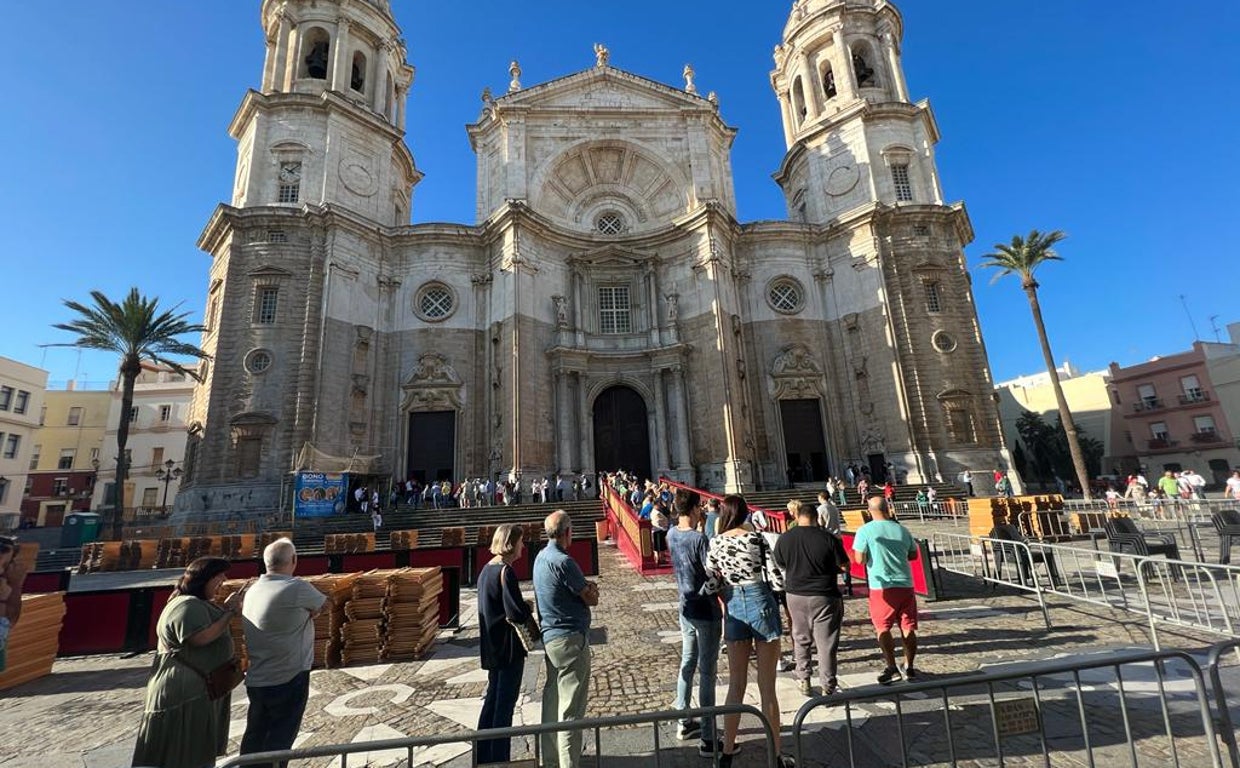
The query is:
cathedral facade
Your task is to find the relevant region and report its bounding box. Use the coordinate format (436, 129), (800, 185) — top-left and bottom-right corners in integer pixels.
(179, 0), (1015, 516)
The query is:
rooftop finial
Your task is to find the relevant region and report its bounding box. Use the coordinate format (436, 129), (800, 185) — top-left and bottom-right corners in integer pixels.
(508, 60), (522, 92)
(594, 43), (610, 68)
(683, 64), (697, 94)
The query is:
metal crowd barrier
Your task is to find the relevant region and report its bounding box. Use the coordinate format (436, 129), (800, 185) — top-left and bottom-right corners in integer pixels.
(792, 648), (1225, 768)
(892, 500), (966, 525)
(215, 703), (778, 768)
(1138, 559), (1240, 650)
(935, 532), (1240, 650)
(1208, 639), (1240, 766)
(931, 532), (1052, 629)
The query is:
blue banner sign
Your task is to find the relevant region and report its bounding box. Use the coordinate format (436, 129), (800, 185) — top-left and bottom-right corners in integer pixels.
(294, 472), (347, 518)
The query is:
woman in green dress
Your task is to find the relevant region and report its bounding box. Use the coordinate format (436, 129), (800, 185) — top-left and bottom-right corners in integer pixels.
(132, 557), (244, 768)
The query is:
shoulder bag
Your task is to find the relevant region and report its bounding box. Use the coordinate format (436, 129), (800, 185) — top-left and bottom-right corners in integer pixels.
(166, 600), (244, 700)
(500, 565), (541, 652)
(173, 650), (244, 700)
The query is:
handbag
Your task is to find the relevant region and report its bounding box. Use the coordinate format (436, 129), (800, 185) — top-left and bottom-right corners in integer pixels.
(500, 565), (541, 652)
(172, 650), (244, 700)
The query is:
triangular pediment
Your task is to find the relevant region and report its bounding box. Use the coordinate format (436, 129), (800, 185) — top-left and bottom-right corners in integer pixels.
(498, 66), (710, 113)
(567, 243), (658, 268)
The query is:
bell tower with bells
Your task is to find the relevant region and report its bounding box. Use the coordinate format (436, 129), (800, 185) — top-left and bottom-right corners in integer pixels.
(229, 0), (421, 225)
(770, 0), (946, 224)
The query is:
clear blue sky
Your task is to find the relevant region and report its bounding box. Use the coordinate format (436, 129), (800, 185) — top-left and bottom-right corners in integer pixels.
(3, 1), (1237, 388)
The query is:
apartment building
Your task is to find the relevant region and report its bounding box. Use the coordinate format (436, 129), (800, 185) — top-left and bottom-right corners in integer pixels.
(0, 357), (48, 530)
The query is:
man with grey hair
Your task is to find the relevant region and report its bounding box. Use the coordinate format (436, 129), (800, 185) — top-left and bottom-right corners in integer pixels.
(240, 537), (326, 761)
(534, 510), (599, 767)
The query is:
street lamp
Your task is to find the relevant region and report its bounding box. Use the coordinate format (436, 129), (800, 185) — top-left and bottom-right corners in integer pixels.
(156, 459), (183, 515)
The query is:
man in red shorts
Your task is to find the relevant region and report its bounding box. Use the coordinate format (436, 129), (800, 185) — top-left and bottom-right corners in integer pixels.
(851, 496), (919, 685)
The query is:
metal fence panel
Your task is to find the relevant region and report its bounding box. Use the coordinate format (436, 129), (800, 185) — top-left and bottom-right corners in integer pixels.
(214, 703), (777, 768)
(792, 648), (1225, 768)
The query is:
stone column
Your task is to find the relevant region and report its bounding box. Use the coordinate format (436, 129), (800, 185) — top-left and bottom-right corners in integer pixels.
(882, 33), (909, 102)
(668, 365), (692, 469)
(652, 369), (670, 472)
(396, 85), (407, 130)
(282, 24), (302, 91)
(330, 19), (351, 92)
(577, 375), (592, 473)
(799, 52), (821, 119)
(833, 29), (857, 101)
(777, 92), (795, 146)
(268, 12), (292, 92)
(556, 369), (575, 473)
(370, 43), (386, 111)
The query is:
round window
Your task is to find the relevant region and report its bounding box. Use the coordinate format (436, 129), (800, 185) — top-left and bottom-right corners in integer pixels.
(932, 331), (958, 353)
(595, 212), (625, 236)
(245, 349), (273, 375)
(415, 283), (456, 322)
(766, 278), (805, 315)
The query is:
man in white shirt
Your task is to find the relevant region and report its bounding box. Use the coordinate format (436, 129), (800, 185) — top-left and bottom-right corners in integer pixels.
(1227, 471), (1240, 500)
(241, 538), (327, 759)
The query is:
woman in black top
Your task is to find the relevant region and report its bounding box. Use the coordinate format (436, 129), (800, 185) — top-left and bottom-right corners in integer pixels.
(476, 524), (534, 764)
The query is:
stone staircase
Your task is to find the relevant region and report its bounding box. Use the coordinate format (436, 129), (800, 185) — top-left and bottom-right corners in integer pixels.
(291, 497), (607, 550)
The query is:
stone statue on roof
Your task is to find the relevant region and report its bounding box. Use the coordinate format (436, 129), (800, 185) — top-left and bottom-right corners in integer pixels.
(594, 43), (609, 68)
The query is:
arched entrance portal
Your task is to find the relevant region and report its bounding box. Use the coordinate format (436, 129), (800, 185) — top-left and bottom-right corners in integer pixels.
(592, 385), (652, 481)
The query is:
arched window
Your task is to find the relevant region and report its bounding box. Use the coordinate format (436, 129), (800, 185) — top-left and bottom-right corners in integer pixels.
(301, 28), (331, 80)
(351, 51), (367, 93)
(791, 77), (807, 122)
(821, 63), (837, 100)
(852, 47), (878, 89)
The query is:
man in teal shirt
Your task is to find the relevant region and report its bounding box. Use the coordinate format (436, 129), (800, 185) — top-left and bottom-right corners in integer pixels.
(851, 497), (919, 685)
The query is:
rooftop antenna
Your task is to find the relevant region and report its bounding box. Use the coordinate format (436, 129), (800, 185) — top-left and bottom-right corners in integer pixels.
(1210, 315), (1223, 343)
(1179, 295), (1200, 341)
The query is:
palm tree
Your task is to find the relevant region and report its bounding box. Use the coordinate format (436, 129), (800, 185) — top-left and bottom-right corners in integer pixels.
(981, 230), (1092, 499)
(52, 288), (209, 537)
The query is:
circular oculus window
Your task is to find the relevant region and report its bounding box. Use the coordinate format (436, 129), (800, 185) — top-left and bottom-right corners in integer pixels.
(932, 330), (958, 353)
(245, 349), (273, 375)
(415, 283), (456, 322)
(766, 278), (806, 315)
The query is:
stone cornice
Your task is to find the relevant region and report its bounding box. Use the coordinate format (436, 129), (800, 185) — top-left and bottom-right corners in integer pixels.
(473, 199), (739, 253)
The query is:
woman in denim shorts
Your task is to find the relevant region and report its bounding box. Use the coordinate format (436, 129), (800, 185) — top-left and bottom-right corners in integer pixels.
(706, 496), (793, 768)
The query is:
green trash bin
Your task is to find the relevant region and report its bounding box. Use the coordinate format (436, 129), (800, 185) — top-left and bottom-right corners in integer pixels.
(61, 512), (103, 548)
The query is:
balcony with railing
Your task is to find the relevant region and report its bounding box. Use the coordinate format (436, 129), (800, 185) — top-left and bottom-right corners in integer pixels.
(1189, 430), (1225, 445)
(1178, 389), (1211, 406)
(1133, 398), (1165, 412)
(1146, 436), (1179, 450)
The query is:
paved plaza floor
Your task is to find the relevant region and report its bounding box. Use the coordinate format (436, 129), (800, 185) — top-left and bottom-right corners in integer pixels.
(1, 521), (1234, 768)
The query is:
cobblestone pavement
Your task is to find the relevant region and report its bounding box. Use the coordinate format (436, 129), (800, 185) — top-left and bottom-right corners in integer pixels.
(2, 528), (1237, 768)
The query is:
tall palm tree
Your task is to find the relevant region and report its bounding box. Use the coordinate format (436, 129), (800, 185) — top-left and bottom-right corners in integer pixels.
(52, 288), (209, 537)
(981, 230), (1092, 499)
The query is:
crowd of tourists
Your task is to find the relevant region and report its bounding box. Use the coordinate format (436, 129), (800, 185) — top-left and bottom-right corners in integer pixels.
(127, 479), (922, 768)
(350, 471), (596, 517)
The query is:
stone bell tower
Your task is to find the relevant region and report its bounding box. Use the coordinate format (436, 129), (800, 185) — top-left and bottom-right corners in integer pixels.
(767, 0), (1017, 490)
(770, 0), (944, 223)
(231, 0), (420, 225)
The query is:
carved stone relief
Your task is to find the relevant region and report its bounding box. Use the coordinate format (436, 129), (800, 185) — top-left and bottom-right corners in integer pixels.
(400, 353), (465, 412)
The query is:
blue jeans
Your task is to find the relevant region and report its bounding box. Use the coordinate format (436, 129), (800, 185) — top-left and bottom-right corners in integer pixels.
(240, 670), (311, 764)
(674, 613), (721, 738)
(723, 583), (781, 642)
(477, 656), (525, 764)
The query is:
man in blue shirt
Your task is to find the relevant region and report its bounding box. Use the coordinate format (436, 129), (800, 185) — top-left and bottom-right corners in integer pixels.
(667, 490), (724, 756)
(851, 497), (920, 685)
(534, 511), (599, 768)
